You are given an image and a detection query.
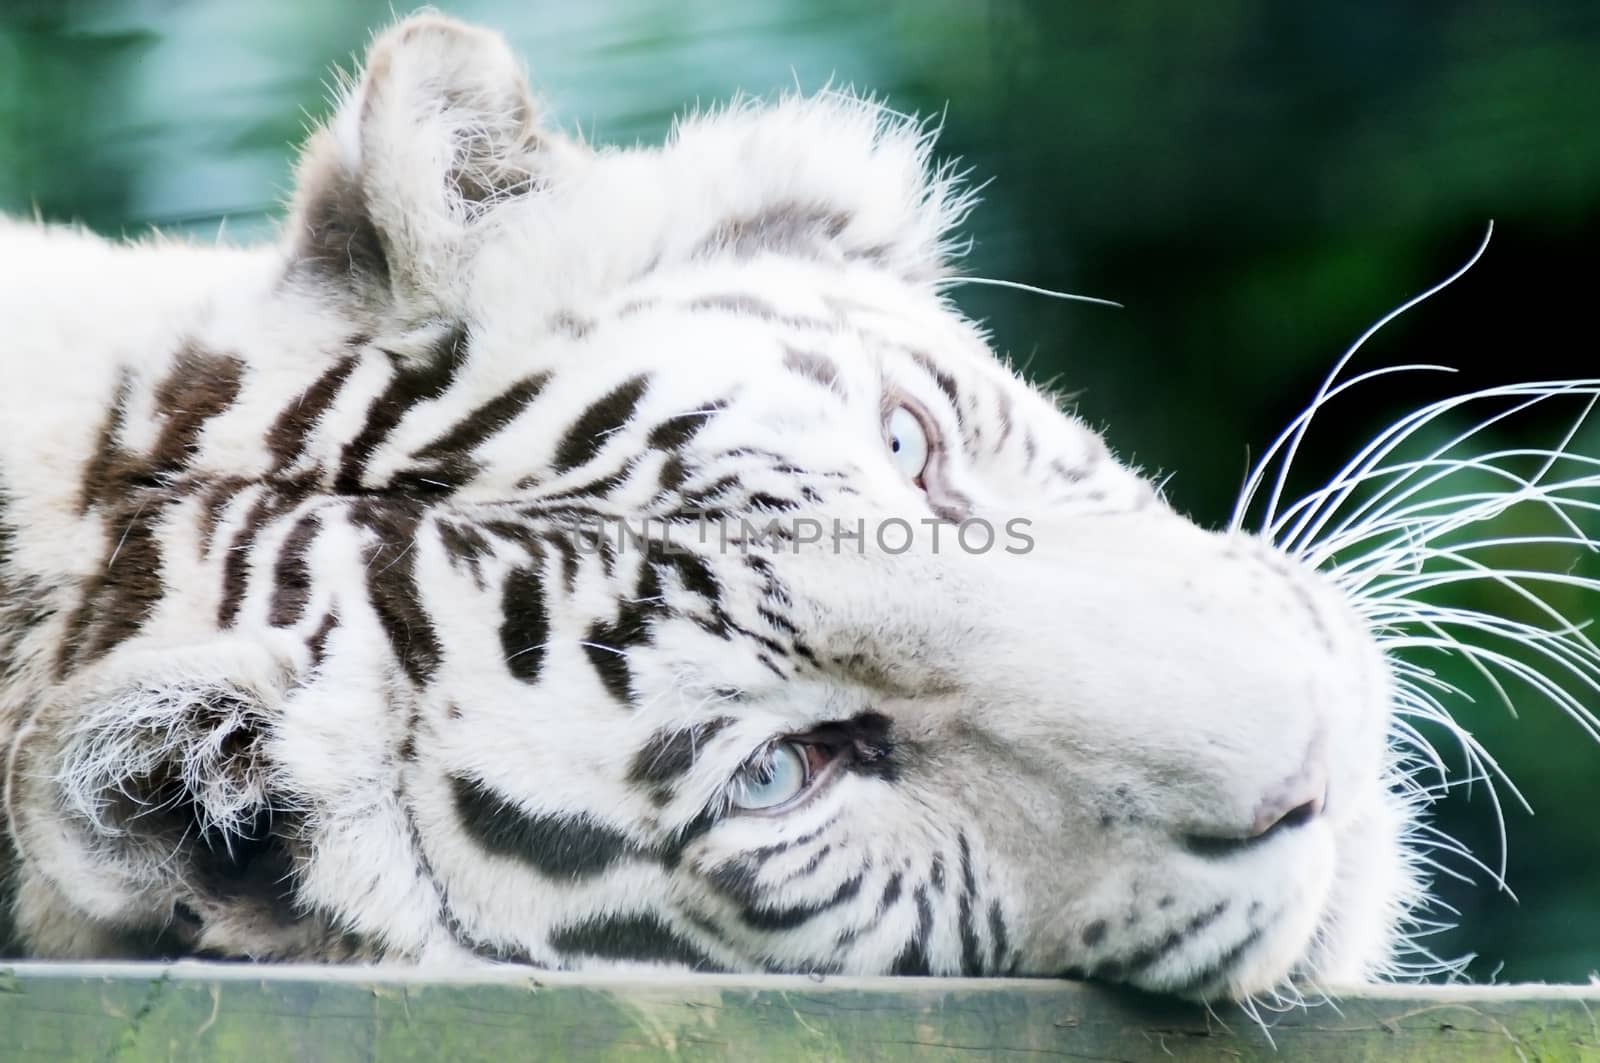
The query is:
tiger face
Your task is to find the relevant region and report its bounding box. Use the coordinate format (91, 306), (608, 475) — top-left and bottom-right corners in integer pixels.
(0, 15), (1516, 1001)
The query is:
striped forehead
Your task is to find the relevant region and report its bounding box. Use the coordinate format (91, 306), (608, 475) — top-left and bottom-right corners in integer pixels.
(450, 264), (981, 424)
(85, 279), (1070, 518)
(451, 280), (1057, 500)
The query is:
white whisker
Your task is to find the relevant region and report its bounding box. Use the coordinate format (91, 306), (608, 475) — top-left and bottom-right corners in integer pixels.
(1235, 224), (1600, 990)
(936, 274), (1125, 308)
(1274, 382), (1599, 557)
(1232, 223), (1495, 535)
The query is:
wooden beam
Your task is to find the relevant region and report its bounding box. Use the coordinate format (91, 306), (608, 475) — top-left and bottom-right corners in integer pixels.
(3, 963), (1596, 1060)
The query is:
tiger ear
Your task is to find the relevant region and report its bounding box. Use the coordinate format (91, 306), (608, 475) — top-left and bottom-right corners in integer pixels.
(287, 14), (545, 314)
(5, 644), (295, 953)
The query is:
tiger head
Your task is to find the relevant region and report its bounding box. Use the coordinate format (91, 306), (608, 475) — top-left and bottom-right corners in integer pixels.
(13, 14), (1553, 1002)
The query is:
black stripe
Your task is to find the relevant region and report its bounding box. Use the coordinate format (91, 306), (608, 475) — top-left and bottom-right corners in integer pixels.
(452, 774), (644, 881)
(654, 808), (717, 871)
(740, 873), (864, 933)
(688, 293), (781, 319)
(909, 351), (961, 412)
(552, 375), (650, 474)
(1098, 901), (1230, 982)
(645, 400), (726, 452)
(349, 500), (439, 686)
(957, 832), (982, 975)
(890, 887), (934, 975)
(306, 609), (338, 670)
(878, 871), (904, 913)
(747, 821), (836, 867)
(686, 294), (833, 330)
(782, 346), (841, 392)
(335, 327), (469, 493)
(1049, 458), (1091, 486)
(149, 347), (246, 477)
(583, 564), (665, 705)
(549, 912), (724, 971)
(534, 460), (636, 501)
(399, 372), (552, 491)
(414, 373), (550, 462)
(436, 519), (494, 586)
(629, 718), (735, 805)
(757, 605), (798, 635)
(988, 900), (1010, 972)
(584, 622), (634, 704)
(659, 453), (690, 492)
(655, 548), (720, 605)
(197, 479), (243, 557)
(266, 353), (360, 473)
(674, 472), (744, 515)
(784, 844), (832, 883)
(60, 354), (246, 674)
(544, 531), (580, 593)
(500, 560), (550, 684)
(992, 387), (1015, 454)
(58, 496), (170, 674)
(547, 310), (594, 339)
(75, 370), (135, 515)
(707, 859), (763, 909)
(268, 509), (321, 628)
(218, 493), (296, 628)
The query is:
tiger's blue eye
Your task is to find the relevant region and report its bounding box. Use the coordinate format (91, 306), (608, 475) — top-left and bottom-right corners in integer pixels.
(887, 405), (930, 481)
(729, 742), (810, 811)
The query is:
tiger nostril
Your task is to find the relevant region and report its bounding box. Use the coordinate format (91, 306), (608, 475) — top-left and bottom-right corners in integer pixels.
(1269, 795), (1321, 834)
(1250, 790), (1325, 840)
(1183, 788), (1325, 858)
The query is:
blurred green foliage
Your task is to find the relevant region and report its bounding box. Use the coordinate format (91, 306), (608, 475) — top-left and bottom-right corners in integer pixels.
(3, 0), (1599, 983)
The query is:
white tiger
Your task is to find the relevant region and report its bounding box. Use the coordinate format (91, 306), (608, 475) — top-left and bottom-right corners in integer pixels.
(1, 14), (1595, 1003)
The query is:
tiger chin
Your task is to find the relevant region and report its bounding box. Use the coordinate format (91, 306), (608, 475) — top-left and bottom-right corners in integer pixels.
(0, 13), (1584, 1004)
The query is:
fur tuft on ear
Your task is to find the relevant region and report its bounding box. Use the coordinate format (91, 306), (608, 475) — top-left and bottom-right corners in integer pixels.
(4, 642), (304, 954)
(56, 677), (278, 849)
(287, 13), (546, 314)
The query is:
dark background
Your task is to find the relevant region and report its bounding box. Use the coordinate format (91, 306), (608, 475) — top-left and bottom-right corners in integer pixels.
(3, 1), (1597, 982)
